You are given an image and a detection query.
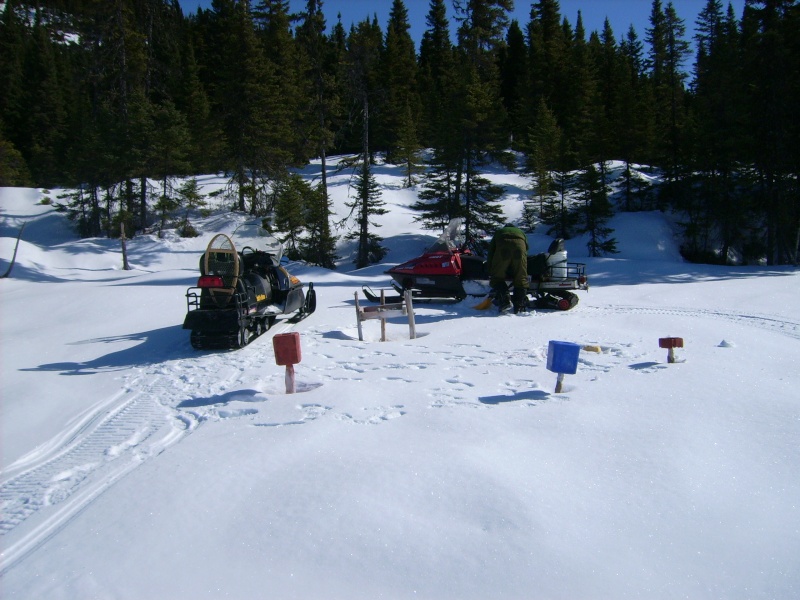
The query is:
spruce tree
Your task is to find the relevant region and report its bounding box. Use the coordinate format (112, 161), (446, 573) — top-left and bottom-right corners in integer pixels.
(525, 0), (568, 128)
(395, 101), (424, 188)
(299, 180), (339, 268)
(147, 98), (192, 203)
(295, 0), (339, 269)
(741, 0), (799, 264)
(380, 0), (419, 163)
(560, 11), (598, 167)
(344, 17), (387, 268)
(0, 128), (32, 186)
(453, 0), (512, 239)
(618, 25), (654, 211)
(21, 19), (69, 185)
(346, 153), (387, 268)
(577, 163), (618, 256)
(211, 0), (291, 214)
(416, 0), (463, 225)
(176, 177), (206, 238)
(253, 0), (305, 164)
(691, 0), (747, 263)
(273, 173), (309, 258)
(417, 0), (457, 153)
(645, 0), (691, 192)
(498, 19), (528, 148)
(180, 37), (225, 174)
(0, 0), (28, 169)
(522, 98), (561, 230)
(411, 147), (463, 230)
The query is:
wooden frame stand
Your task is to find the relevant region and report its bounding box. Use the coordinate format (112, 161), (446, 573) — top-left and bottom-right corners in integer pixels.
(355, 290), (416, 342)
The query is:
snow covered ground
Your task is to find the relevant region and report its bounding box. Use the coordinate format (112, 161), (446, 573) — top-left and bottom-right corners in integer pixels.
(1, 158), (799, 599)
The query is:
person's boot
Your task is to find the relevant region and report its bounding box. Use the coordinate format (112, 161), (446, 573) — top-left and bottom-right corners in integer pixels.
(492, 283), (511, 313)
(513, 288), (528, 314)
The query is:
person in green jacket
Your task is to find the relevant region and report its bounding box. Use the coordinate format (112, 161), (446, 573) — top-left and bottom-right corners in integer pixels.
(487, 223), (529, 313)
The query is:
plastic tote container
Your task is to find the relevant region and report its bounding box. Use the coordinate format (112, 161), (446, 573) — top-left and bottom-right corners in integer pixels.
(546, 238), (567, 280)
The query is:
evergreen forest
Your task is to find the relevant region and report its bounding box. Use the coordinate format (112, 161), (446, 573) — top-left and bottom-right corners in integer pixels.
(1, 0), (798, 266)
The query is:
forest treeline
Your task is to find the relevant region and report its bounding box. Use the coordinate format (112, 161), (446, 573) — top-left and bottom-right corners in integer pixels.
(0, 0), (798, 266)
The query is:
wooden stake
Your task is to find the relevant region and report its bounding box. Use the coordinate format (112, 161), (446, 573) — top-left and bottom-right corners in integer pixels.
(405, 290), (416, 339)
(380, 289), (387, 342)
(120, 222), (130, 270)
(285, 364), (296, 394)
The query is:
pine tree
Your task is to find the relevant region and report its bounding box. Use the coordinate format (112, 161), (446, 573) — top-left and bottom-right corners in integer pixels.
(453, 0), (512, 239)
(690, 0), (748, 263)
(618, 25), (654, 211)
(542, 131), (581, 240)
(645, 0), (691, 190)
(380, 0), (419, 163)
(253, 0), (305, 164)
(577, 163), (617, 256)
(0, 0), (28, 169)
(417, 0), (457, 153)
(176, 177), (206, 237)
(589, 19), (623, 163)
(411, 149), (462, 230)
(273, 173), (309, 258)
(662, 2), (692, 174)
(22, 16), (69, 185)
(741, 0), (799, 265)
(0, 128), (32, 186)
(525, 0), (568, 128)
(461, 168), (506, 237)
(339, 16), (383, 154)
(395, 101), (424, 188)
(344, 17), (387, 268)
(522, 98), (561, 230)
(211, 0), (291, 214)
(146, 98), (192, 204)
(560, 11), (598, 167)
(346, 153), (387, 268)
(153, 192), (179, 238)
(416, 0), (463, 223)
(644, 0), (668, 170)
(498, 19), (527, 148)
(299, 180), (339, 268)
(295, 0), (342, 270)
(180, 37), (225, 174)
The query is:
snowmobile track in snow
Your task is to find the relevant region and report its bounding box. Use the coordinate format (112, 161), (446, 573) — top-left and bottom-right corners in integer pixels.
(582, 305), (800, 340)
(0, 383), (181, 572)
(1, 305), (795, 573)
(0, 321), (299, 574)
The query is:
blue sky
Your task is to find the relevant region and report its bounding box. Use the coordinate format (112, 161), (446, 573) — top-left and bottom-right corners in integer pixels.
(178, 1), (746, 50)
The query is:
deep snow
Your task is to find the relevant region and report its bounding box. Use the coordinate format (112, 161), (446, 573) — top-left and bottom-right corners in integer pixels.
(1, 158), (799, 599)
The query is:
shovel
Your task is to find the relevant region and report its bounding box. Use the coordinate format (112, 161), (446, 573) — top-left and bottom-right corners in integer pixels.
(472, 295), (493, 310)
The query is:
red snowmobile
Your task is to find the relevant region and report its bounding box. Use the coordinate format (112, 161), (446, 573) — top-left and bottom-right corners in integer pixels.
(363, 218), (588, 311)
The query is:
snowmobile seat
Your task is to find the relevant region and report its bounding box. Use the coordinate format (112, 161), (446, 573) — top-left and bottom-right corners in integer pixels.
(460, 254), (488, 279)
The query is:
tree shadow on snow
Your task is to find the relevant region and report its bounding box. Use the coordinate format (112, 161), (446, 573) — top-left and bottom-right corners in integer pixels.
(20, 325), (193, 375)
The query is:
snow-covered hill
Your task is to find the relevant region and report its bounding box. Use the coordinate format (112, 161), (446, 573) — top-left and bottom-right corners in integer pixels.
(1, 159), (799, 599)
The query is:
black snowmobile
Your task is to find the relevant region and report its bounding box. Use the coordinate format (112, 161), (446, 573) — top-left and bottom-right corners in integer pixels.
(183, 223), (316, 349)
(364, 218), (588, 311)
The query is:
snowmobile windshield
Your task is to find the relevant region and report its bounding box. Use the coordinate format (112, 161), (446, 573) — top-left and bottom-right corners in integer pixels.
(231, 221), (285, 262)
(427, 217), (466, 253)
